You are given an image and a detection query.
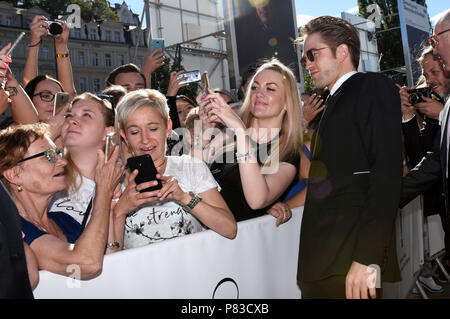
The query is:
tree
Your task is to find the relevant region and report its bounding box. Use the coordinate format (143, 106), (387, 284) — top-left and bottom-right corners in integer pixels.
(358, 0), (430, 80)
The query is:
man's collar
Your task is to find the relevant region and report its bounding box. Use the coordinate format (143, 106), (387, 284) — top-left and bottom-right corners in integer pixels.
(329, 71), (358, 96)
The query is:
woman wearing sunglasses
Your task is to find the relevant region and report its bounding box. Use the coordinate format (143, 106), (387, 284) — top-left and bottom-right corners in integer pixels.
(0, 123), (122, 279)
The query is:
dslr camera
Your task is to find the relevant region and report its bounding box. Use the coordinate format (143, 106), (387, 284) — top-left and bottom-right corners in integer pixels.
(43, 20), (63, 36)
(407, 87), (433, 105)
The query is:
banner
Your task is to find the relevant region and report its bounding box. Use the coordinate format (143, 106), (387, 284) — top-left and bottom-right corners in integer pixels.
(34, 207), (303, 299)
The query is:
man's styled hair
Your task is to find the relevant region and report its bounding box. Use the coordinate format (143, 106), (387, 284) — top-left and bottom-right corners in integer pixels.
(301, 16), (361, 69)
(105, 63), (147, 88)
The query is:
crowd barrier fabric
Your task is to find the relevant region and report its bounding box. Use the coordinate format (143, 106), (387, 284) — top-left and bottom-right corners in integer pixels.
(34, 207), (303, 299)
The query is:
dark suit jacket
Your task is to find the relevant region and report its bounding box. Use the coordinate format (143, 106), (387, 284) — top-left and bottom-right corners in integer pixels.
(0, 181), (33, 298)
(298, 72), (403, 284)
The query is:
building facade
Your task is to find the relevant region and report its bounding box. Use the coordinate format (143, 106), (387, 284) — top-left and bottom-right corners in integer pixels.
(0, 0), (229, 96)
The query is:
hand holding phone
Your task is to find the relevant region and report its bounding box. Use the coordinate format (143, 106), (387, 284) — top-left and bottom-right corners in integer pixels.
(127, 154), (162, 192)
(53, 92), (69, 116)
(177, 70), (201, 85)
(151, 38), (164, 52)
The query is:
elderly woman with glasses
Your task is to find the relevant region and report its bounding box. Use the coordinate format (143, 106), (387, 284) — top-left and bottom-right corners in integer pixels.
(0, 123), (122, 279)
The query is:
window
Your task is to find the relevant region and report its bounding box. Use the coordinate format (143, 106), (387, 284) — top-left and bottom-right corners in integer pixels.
(79, 77), (88, 93)
(90, 28), (97, 40)
(6, 16), (12, 26)
(26, 18), (32, 28)
(118, 54), (125, 66)
(78, 51), (85, 65)
(93, 78), (101, 93)
(91, 52), (98, 66)
(114, 31), (121, 42)
(73, 28), (81, 39)
(105, 53), (112, 67)
(136, 56), (144, 68)
(105, 31), (111, 42)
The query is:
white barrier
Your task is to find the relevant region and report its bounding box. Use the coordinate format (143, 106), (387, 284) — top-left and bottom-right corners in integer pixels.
(34, 207), (303, 299)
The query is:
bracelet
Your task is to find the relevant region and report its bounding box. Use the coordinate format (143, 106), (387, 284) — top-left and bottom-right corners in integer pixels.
(182, 192), (202, 213)
(106, 241), (120, 250)
(56, 51), (69, 59)
(28, 39), (42, 47)
(235, 151), (253, 163)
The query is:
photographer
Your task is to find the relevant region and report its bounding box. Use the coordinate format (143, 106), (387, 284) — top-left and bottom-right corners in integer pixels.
(399, 45), (450, 292)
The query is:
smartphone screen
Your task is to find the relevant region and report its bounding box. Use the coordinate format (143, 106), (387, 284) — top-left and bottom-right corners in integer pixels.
(177, 70), (201, 85)
(127, 154), (162, 192)
(151, 38), (164, 52)
(53, 92), (69, 116)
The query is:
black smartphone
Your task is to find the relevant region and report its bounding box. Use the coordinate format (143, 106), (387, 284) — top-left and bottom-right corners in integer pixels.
(53, 92), (69, 116)
(177, 70), (201, 85)
(127, 154), (162, 192)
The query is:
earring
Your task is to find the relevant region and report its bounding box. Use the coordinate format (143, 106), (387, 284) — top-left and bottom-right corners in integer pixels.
(17, 185), (22, 192)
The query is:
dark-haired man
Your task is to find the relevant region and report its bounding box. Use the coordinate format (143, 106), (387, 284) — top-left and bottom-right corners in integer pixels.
(297, 16), (403, 299)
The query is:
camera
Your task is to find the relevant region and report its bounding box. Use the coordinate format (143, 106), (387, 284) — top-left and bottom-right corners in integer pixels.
(44, 21), (63, 36)
(407, 87), (433, 105)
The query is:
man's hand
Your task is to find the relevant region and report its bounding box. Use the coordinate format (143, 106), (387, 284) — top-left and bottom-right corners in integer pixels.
(414, 96), (444, 120)
(345, 261), (378, 299)
(396, 84), (415, 121)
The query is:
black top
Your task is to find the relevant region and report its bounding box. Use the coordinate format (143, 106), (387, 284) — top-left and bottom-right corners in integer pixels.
(0, 181), (34, 299)
(210, 137), (300, 222)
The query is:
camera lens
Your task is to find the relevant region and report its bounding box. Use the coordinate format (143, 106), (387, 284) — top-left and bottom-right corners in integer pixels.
(48, 22), (63, 36)
(408, 93), (421, 105)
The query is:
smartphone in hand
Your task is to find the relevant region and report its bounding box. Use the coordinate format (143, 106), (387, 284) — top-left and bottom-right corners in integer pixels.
(177, 70), (201, 85)
(151, 38), (164, 52)
(127, 154), (163, 192)
(53, 92), (69, 116)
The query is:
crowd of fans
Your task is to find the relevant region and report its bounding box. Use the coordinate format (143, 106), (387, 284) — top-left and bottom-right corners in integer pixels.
(1, 11), (450, 299)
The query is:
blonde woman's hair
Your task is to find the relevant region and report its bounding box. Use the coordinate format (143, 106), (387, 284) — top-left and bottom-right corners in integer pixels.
(240, 58), (304, 170)
(116, 88), (170, 131)
(65, 93), (114, 192)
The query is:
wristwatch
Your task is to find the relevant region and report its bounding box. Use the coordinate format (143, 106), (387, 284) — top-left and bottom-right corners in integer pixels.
(182, 192), (202, 213)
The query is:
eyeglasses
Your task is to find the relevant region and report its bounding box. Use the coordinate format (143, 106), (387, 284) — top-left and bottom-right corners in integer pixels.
(32, 91), (56, 102)
(19, 148), (64, 164)
(428, 29), (450, 48)
(300, 47), (330, 68)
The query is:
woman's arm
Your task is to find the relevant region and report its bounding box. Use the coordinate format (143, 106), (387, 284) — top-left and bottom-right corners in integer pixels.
(28, 148), (123, 279)
(23, 242), (39, 290)
(203, 91), (297, 209)
(157, 175), (237, 239)
(23, 16), (48, 86)
(54, 21), (76, 101)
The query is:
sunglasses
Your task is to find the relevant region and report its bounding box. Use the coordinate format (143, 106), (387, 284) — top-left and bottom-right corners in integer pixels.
(428, 29), (450, 48)
(19, 148), (64, 164)
(300, 47), (330, 68)
(32, 91), (57, 102)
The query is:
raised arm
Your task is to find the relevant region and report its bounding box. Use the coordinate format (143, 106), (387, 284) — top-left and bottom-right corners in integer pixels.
(23, 16), (48, 87)
(28, 148), (123, 279)
(53, 20), (76, 101)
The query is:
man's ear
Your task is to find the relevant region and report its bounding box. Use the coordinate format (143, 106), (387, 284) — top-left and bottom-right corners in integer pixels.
(336, 44), (349, 63)
(2, 166), (23, 187)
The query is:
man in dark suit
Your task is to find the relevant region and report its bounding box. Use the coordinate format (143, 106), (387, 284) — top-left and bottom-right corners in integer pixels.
(400, 9), (450, 271)
(297, 16), (403, 299)
(0, 180), (34, 298)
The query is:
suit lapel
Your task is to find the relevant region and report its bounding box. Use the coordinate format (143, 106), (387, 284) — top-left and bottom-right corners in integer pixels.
(311, 89), (343, 159)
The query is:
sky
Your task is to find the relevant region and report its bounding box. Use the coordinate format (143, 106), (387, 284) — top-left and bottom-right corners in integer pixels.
(121, 0), (448, 29)
(294, 0), (448, 27)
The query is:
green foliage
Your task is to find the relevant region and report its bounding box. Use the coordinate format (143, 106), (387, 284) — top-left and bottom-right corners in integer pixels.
(302, 71), (315, 95)
(358, 0), (430, 77)
(151, 54), (200, 102)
